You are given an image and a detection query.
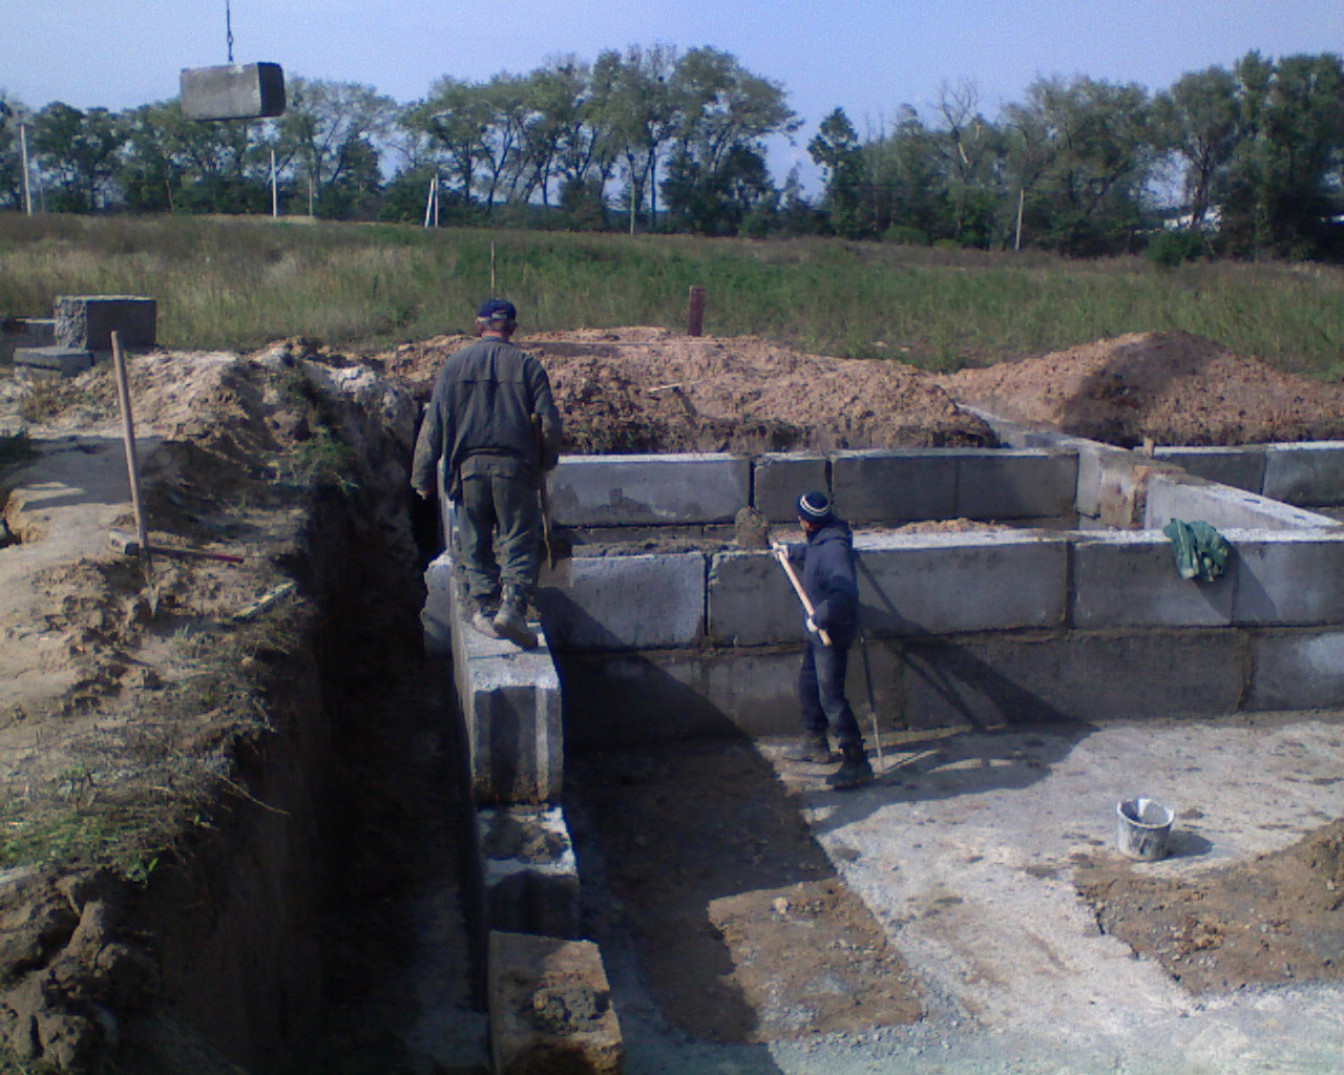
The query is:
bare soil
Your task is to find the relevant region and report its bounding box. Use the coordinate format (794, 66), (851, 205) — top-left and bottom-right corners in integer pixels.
(2, 325), (1344, 1071)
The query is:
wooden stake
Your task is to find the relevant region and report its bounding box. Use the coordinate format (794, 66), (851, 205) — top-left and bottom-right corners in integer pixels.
(112, 332), (153, 581)
(687, 285), (706, 337)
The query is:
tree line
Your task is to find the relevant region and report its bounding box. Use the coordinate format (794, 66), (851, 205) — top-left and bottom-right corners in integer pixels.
(1, 46), (1340, 260)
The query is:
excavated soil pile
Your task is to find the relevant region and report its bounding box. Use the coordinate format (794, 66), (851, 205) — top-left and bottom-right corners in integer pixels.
(380, 326), (994, 453)
(940, 330), (1344, 447)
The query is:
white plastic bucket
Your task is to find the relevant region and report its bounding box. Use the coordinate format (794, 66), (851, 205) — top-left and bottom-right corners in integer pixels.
(1116, 798), (1174, 861)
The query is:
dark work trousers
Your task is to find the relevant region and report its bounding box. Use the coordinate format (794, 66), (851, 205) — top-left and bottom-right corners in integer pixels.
(456, 470), (542, 605)
(798, 635), (862, 748)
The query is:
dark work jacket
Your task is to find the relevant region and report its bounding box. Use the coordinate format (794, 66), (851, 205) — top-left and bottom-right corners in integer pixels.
(411, 336), (563, 499)
(790, 518), (860, 646)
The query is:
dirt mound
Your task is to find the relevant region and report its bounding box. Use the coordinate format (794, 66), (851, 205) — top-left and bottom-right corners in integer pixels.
(379, 326), (994, 453)
(941, 330), (1344, 447)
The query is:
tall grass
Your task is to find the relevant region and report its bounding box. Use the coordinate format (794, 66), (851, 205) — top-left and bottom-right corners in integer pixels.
(2, 214), (1343, 377)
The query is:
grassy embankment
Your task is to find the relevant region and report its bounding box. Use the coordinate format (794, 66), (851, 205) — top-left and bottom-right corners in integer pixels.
(2, 213), (1343, 377)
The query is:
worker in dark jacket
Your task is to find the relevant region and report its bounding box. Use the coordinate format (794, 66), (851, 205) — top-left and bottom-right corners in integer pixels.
(411, 299), (562, 648)
(779, 490), (872, 788)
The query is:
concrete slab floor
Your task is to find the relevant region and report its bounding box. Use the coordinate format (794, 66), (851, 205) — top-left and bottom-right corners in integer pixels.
(750, 712), (1344, 1075)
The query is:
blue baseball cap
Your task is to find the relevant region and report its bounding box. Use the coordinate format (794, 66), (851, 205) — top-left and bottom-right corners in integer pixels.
(477, 298), (517, 322)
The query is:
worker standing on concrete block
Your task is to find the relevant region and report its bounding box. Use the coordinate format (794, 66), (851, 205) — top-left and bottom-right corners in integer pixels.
(779, 491), (873, 788)
(412, 299), (563, 648)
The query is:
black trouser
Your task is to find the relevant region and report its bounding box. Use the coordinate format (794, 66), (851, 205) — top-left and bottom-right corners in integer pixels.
(798, 635), (862, 748)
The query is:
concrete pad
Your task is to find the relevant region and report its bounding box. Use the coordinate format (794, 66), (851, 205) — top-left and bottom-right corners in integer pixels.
(548, 454), (749, 526)
(1262, 441), (1344, 506)
(488, 931), (623, 1075)
(897, 630), (1246, 726)
(478, 806), (580, 939)
(54, 295), (156, 351)
(1071, 532), (1234, 628)
(855, 531), (1068, 636)
(954, 449), (1078, 520)
(1144, 473), (1340, 532)
(753, 452), (829, 523)
(12, 347), (92, 378)
(1155, 445), (1267, 494)
(535, 553), (705, 650)
(831, 450), (958, 523)
(1231, 529), (1344, 625)
(784, 715), (1344, 1073)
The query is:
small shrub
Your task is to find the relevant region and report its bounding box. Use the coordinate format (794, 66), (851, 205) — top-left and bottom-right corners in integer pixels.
(1146, 229), (1206, 269)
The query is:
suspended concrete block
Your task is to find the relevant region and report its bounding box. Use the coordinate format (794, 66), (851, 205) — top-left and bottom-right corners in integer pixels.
(180, 62), (286, 121)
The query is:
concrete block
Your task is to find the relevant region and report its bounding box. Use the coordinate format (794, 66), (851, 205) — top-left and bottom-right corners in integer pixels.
(180, 62), (286, 120)
(1144, 473), (1340, 532)
(708, 550), (814, 646)
(900, 630), (1246, 727)
(954, 449), (1078, 520)
(1230, 530), (1344, 625)
(1071, 532), (1234, 628)
(12, 346), (92, 378)
(478, 806), (580, 939)
(0, 318), (55, 364)
(548, 454), (749, 527)
(426, 555), (563, 803)
(854, 531), (1068, 636)
(1247, 631), (1344, 710)
(535, 553), (706, 650)
(1263, 442), (1344, 507)
(1155, 446), (1267, 495)
(1074, 441), (1138, 520)
(831, 449), (957, 523)
(488, 932), (623, 1075)
(753, 452), (829, 523)
(55, 295), (156, 351)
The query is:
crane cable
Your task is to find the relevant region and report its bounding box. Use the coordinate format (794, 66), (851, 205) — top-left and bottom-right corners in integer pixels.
(226, 0), (235, 63)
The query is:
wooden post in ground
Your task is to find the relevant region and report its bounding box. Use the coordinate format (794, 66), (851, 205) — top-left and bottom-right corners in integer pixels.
(111, 331), (153, 580)
(687, 285), (706, 337)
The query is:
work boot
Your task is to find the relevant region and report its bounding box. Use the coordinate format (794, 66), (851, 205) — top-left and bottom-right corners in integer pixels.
(493, 587), (539, 650)
(468, 597), (500, 640)
(827, 744), (874, 789)
(785, 733), (834, 765)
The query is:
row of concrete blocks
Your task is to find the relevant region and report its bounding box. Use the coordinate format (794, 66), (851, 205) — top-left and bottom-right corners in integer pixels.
(543, 442), (1344, 533)
(476, 528), (1344, 652)
(432, 570), (622, 1072)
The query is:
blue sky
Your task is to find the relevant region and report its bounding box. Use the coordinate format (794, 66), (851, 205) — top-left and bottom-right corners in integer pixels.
(1, 0), (1339, 191)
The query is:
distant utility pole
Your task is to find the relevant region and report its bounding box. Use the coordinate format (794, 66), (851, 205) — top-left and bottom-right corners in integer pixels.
(1014, 189), (1025, 252)
(19, 123), (32, 215)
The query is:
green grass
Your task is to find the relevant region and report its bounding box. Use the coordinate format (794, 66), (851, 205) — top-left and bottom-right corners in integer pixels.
(2, 214), (1343, 377)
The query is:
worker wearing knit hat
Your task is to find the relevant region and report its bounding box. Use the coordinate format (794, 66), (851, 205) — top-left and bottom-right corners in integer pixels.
(780, 490), (873, 788)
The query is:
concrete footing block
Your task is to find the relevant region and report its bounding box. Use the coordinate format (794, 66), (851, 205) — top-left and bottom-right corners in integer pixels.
(548, 453), (749, 526)
(1144, 473), (1340, 532)
(898, 630), (1246, 727)
(1, 318), (55, 364)
(12, 346), (92, 378)
(1247, 630), (1344, 710)
(479, 806), (580, 939)
(1071, 532), (1234, 628)
(423, 554), (564, 804)
(753, 452), (829, 523)
(55, 295), (157, 351)
(535, 553), (706, 650)
(1263, 442), (1344, 507)
(1155, 446), (1267, 495)
(180, 62), (286, 120)
(954, 449), (1078, 520)
(831, 449), (958, 523)
(1231, 530), (1344, 625)
(489, 932), (623, 1075)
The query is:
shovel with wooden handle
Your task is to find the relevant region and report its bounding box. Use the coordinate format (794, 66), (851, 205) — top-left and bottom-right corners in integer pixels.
(772, 543), (831, 646)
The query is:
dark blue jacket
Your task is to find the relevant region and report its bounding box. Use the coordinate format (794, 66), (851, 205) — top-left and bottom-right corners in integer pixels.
(791, 518), (860, 646)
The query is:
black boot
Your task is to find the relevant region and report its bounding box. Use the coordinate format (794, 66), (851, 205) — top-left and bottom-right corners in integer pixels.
(785, 733), (833, 765)
(827, 743), (874, 789)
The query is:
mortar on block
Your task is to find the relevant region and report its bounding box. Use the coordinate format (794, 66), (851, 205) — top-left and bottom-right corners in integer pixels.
(1116, 797), (1174, 860)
